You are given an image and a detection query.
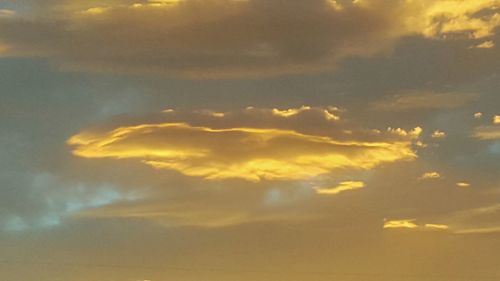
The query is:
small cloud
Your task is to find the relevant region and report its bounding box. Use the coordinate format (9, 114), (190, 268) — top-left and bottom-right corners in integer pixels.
(387, 127), (422, 139)
(384, 219), (449, 231)
(162, 108), (175, 113)
(456, 182), (471, 188)
(272, 106), (311, 118)
(494, 115), (500, 124)
(431, 130), (446, 139)
(474, 112), (483, 119)
(383, 219), (418, 229)
(315, 181), (365, 195)
(424, 224), (449, 230)
(418, 171), (441, 180)
(470, 41), (495, 49)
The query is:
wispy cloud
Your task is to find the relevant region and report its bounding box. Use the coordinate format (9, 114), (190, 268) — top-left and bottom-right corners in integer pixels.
(371, 92), (478, 111)
(315, 181), (365, 195)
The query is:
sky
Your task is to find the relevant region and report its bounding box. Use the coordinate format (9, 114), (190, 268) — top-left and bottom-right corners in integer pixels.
(0, 0), (500, 280)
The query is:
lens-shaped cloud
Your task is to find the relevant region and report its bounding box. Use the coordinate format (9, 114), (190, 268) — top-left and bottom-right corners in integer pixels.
(67, 107), (419, 182)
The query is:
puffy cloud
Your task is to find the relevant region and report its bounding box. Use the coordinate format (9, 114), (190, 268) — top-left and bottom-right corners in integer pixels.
(371, 91), (478, 111)
(67, 107), (420, 181)
(418, 171), (441, 180)
(314, 181), (365, 195)
(0, 0), (499, 78)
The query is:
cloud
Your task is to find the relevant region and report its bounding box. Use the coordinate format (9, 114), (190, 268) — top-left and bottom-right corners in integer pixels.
(456, 182), (471, 188)
(471, 41), (495, 49)
(418, 171), (441, 180)
(424, 224), (449, 230)
(383, 219), (418, 229)
(0, 0), (499, 78)
(473, 126), (500, 140)
(315, 181), (365, 195)
(474, 112), (483, 119)
(72, 199), (317, 228)
(383, 219), (449, 231)
(371, 91), (478, 111)
(431, 130), (446, 139)
(67, 107), (419, 181)
(494, 115), (500, 124)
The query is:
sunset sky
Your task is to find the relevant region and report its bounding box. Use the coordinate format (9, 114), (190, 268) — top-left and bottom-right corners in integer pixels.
(1, 1), (500, 280)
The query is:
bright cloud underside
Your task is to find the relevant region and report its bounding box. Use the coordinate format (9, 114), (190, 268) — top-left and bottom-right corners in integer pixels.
(68, 122), (417, 181)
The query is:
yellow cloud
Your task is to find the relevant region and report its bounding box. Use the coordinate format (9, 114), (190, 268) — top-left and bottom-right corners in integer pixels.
(424, 224), (449, 230)
(456, 182), (471, 188)
(384, 219), (449, 231)
(272, 106), (312, 118)
(431, 130), (446, 139)
(494, 115), (500, 124)
(68, 110), (418, 181)
(315, 181), (365, 195)
(419, 171), (441, 180)
(415, 0), (500, 39)
(383, 219), (418, 229)
(474, 112), (483, 119)
(471, 41), (495, 49)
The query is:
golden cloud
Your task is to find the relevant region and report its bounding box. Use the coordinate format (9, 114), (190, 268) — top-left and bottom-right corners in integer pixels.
(384, 219), (449, 231)
(68, 122), (417, 181)
(1, 0), (498, 77)
(315, 181), (365, 195)
(67, 107), (421, 181)
(418, 171), (441, 180)
(383, 219), (418, 229)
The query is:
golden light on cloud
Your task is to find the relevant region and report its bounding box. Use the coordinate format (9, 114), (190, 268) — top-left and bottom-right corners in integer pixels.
(67, 108), (419, 182)
(424, 224), (449, 230)
(68, 121), (417, 181)
(474, 112), (483, 119)
(494, 115), (500, 124)
(431, 130), (446, 139)
(272, 106), (312, 118)
(418, 0), (500, 39)
(315, 181), (365, 195)
(472, 41), (495, 49)
(383, 219), (418, 229)
(419, 171), (441, 180)
(456, 182), (471, 188)
(384, 220), (449, 231)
